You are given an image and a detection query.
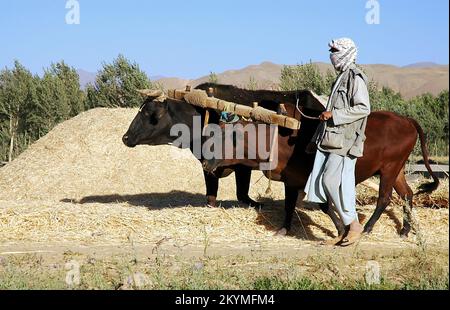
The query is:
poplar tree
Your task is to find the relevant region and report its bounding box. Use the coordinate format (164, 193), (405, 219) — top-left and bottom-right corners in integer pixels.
(85, 55), (152, 108)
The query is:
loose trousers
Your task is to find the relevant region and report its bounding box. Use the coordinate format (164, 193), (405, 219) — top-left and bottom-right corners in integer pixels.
(304, 151), (358, 226)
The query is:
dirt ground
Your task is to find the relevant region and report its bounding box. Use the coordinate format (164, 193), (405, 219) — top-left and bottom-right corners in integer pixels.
(0, 108), (448, 289)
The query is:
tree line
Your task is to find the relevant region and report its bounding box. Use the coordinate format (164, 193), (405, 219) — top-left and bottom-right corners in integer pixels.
(280, 62), (449, 158)
(0, 57), (448, 163)
(0, 55), (153, 163)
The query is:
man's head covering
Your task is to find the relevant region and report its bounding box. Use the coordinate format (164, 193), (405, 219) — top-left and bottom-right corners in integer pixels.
(329, 38), (358, 72)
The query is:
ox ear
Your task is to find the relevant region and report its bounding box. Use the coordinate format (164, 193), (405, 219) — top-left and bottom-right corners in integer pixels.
(137, 89), (167, 102)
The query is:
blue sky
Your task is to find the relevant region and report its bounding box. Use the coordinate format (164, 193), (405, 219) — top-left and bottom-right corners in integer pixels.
(1, 0), (448, 78)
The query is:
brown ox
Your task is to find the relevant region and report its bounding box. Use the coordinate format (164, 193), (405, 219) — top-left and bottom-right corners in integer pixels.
(202, 103), (439, 237)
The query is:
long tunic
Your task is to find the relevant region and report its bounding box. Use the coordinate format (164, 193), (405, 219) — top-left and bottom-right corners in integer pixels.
(304, 68), (370, 226)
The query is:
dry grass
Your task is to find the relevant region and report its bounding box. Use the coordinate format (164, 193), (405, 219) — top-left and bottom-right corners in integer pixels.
(357, 176), (449, 209)
(0, 199), (448, 249)
(0, 108), (448, 252)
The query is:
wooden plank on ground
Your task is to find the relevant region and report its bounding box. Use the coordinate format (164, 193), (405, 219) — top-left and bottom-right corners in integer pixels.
(408, 165), (449, 173)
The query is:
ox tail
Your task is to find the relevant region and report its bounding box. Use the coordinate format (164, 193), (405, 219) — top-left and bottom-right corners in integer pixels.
(408, 118), (440, 194)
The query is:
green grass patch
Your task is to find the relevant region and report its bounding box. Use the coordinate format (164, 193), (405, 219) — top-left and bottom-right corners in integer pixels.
(0, 249), (448, 290)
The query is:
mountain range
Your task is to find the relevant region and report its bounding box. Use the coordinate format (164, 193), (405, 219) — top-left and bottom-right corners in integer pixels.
(77, 62), (449, 99)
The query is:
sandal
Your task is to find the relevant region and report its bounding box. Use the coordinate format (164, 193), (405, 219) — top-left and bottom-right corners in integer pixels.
(322, 234), (346, 246)
(340, 230), (363, 247)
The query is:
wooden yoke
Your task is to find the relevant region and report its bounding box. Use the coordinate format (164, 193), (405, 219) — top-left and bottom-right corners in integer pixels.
(165, 88), (301, 130)
(203, 87), (213, 133)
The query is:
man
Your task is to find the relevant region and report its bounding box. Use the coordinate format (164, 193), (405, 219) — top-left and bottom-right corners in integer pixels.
(304, 38), (371, 246)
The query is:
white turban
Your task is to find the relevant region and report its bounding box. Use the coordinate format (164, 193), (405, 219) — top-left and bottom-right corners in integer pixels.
(329, 38), (358, 72)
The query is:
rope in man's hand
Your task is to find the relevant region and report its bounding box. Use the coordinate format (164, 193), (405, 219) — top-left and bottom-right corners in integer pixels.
(295, 98), (321, 120)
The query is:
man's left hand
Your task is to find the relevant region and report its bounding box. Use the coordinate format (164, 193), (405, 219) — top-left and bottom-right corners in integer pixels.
(319, 111), (333, 121)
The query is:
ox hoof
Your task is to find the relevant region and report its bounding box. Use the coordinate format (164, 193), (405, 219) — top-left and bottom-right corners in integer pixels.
(363, 226), (373, 235)
(206, 196), (217, 208)
(238, 198), (263, 209)
(274, 228), (288, 237)
(400, 228), (410, 239)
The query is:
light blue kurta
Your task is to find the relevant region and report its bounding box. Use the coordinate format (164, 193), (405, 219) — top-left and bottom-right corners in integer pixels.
(304, 151), (358, 226)
(303, 67), (370, 227)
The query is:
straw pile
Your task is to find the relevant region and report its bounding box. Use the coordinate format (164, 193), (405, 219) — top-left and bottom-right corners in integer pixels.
(0, 108), (448, 250)
(0, 108), (214, 202)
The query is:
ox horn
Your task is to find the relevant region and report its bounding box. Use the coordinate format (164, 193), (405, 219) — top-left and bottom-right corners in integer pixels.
(137, 89), (167, 102)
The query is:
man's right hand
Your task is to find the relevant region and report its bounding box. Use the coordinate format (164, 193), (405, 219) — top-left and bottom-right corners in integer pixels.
(319, 111), (333, 121)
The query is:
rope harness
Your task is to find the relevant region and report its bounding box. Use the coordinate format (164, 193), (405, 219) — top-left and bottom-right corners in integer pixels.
(295, 98), (321, 121)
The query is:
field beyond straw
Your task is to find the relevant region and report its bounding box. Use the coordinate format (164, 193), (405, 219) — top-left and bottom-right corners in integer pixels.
(0, 108), (448, 289)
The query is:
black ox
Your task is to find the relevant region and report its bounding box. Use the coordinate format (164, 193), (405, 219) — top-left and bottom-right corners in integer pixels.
(122, 83), (325, 210)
